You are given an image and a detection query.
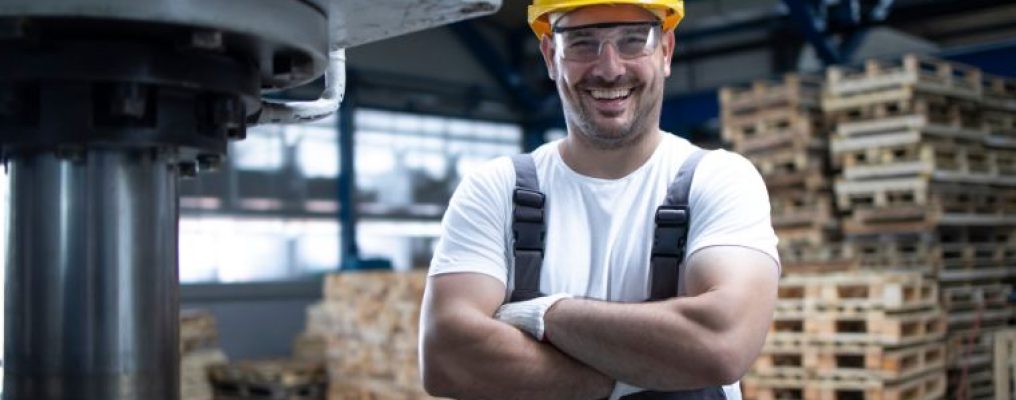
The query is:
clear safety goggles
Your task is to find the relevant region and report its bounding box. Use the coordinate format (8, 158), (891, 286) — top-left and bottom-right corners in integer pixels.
(552, 21), (662, 63)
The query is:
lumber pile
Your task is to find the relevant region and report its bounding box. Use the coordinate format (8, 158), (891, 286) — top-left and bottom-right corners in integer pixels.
(723, 54), (1015, 399)
(742, 272), (947, 400)
(297, 270), (433, 400)
(721, 74), (848, 272)
(181, 309), (229, 400)
(825, 54), (1016, 399)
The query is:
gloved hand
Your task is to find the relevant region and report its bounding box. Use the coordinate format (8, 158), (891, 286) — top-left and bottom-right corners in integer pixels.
(609, 381), (644, 400)
(493, 293), (572, 341)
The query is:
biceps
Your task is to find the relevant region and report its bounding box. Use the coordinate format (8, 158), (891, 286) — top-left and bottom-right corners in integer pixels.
(682, 246), (779, 332)
(421, 272), (507, 332)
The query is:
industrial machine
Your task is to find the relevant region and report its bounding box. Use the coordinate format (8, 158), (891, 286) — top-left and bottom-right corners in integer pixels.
(0, 1), (500, 399)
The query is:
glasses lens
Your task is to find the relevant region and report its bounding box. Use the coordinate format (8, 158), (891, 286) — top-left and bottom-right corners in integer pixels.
(554, 22), (660, 62)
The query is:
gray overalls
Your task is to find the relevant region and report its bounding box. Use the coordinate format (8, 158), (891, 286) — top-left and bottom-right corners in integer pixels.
(508, 149), (726, 400)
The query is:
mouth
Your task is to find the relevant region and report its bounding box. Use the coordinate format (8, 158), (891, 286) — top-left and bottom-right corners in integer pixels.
(584, 86), (637, 115)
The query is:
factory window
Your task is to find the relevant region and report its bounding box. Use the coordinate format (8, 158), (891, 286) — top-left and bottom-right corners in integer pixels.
(177, 110), (522, 283)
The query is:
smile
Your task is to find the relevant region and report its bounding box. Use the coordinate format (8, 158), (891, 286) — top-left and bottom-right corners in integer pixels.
(588, 87), (634, 100)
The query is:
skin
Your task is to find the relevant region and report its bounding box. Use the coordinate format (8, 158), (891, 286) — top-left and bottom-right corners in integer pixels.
(420, 4), (779, 399)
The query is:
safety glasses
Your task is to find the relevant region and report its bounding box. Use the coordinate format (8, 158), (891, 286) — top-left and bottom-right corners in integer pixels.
(552, 21), (662, 63)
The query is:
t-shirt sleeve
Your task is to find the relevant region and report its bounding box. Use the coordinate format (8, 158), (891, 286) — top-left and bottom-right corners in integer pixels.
(428, 157), (513, 287)
(685, 150), (781, 268)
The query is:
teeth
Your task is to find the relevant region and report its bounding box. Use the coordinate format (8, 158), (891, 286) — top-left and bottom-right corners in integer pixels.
(590, 88), (632, 100)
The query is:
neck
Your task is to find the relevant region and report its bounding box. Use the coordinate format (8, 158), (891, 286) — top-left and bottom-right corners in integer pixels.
(558, 128), (662, 179)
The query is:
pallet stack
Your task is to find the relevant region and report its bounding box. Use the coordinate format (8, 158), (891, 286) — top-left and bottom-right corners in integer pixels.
(742, 272), (947, 400)
(207, 359), (328, 400)
(296, 270), (431, 400)
(720, 74), (849, 272)
(181, 309), (229, 400)
(824, 54), (1016, 399)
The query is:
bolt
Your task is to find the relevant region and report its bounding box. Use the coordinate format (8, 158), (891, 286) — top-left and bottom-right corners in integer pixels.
(191, 30), (224, 51)
(178, 162), (198, 178)
(196, 154), (223, 173)
(109, 83), (148, 119)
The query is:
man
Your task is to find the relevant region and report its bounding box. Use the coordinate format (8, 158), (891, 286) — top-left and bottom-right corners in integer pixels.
(419, 1), (779, 399)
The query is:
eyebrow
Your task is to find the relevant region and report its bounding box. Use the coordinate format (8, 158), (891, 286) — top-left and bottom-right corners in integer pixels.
(552, 20), (660, 33)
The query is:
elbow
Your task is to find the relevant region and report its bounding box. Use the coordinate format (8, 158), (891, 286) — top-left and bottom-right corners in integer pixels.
(420, 341), (457, 397)
(699, 342), (751, 386)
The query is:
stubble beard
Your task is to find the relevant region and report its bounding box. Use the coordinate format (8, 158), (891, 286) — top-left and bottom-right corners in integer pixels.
(562, 75), (663, 151)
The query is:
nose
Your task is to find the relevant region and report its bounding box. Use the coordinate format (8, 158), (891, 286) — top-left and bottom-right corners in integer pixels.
(590, 42), (625, 82)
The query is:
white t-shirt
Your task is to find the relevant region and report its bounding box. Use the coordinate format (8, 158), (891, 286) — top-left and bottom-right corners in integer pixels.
(429, 132), (779, 398)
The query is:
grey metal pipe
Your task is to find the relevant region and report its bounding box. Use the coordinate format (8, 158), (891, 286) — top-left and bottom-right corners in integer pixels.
(3, 149), (180, 400)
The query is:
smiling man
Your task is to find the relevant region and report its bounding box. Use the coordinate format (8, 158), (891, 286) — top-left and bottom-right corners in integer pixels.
(419, 1), (780, 399)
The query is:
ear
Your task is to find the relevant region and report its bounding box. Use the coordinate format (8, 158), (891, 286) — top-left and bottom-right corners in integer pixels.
(661, 29), (675, 77)
(539, 35), (558, 81)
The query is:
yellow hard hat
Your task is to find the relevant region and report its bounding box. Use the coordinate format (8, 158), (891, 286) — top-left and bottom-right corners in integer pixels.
(528, 0), (685, 39)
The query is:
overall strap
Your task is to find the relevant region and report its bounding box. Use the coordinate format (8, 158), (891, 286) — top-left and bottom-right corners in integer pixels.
(510, 154), (546, 302)
(649, 149), (709, 301)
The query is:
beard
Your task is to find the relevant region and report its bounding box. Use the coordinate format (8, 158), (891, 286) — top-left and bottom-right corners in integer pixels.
(561, 72), (662, 150)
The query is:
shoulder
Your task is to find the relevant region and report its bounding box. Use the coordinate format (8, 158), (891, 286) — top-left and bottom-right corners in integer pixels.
(691, 149), (767, 203)
(455, 156), (514, 199)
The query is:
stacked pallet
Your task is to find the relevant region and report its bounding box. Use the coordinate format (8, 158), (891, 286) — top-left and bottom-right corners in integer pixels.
(742, 272), (948, 400)
(721, 74), (848, 272)
(296, 270), (431, 400)
(207, 359), (327, 400)
(181, 309), (229, 400)
(824, 54), (1016, 399)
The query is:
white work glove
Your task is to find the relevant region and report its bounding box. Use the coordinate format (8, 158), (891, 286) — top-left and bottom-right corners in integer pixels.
(609, 382), (644, 400)
(494, 293), (572, 341)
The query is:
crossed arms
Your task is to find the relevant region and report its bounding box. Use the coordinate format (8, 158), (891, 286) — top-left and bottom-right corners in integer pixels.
(419, 245), (779, 400)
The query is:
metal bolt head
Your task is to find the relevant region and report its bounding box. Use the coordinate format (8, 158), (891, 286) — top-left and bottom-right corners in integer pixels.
(109, 83), (148, 119)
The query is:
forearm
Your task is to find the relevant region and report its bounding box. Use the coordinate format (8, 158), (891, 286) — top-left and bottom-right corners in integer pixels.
(422, 310), (613, 400)
(543, 292), (754, 390)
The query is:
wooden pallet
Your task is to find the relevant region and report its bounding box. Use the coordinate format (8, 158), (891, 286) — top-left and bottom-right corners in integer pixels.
(830, 96), (985, 142)
(771, 308), (946, 346)
(808, 309), (946, 346)
(779, 272), (937, 312)
(950, 361), (997, 400)
(721, 74), (823, 117)
(948, 329), (1008, 369)
(845, 227), (1016, 271)
(752, 342), (945, 382)
(995, 328), (1016, 400)
(771, 190), (838, 230)
(943, 284), (1014, 311)
(982, 74), (1016, 112)
(835, 178), (1016, 234)
(723, 108), (828, 154)
(749, 147), (830, 181)
(826, 54), (982, 101)
(832, 135), (1016, 185)
(181, 309), (220, 354)
(778, 242), (851, 266)
(813, 342), (946, 382)
(742, 369), (946, 400)
(208, 359), (328, 400)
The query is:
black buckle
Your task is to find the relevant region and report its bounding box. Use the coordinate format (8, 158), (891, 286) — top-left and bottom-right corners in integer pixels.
(513, 188), (545, 209)
(656, 206), (688, 226)
(653, 206), (689, 258)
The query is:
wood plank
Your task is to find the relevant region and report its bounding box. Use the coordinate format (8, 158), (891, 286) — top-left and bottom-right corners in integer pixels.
(995, 329), (1016, 400)
(826, 54), (982, 100)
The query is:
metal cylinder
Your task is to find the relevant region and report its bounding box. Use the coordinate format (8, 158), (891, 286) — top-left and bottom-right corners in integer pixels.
(3, 149), (180, 400)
